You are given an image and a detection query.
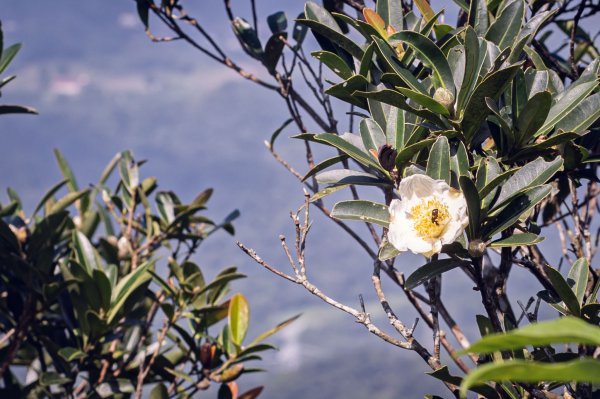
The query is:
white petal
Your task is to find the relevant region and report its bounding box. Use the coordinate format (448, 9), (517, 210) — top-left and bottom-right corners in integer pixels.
(440, 220), (465, 244)
(399, 174), (437, 201)
(388, 200), (411, 251)
(405, 234), (436, 255)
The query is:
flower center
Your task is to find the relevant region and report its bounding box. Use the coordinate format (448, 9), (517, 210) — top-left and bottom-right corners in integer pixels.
(410, 197), (450, 239)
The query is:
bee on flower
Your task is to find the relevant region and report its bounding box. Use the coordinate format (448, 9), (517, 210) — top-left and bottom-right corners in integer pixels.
(388, 174), (468, 258)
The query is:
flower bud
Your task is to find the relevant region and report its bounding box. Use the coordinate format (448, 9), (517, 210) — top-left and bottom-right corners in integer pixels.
(433, 87), (455, 112)
(378, 144), (397, 173)
(117, 236), (132, 259)
(199, 342), (215, 369)
(468, 239), (486, 257)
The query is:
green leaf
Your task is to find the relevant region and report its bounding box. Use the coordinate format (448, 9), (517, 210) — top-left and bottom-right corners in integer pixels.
(267, 11), (287, 34)
(32, 180), (67, 217)
(516, 91), (552, 146)
(456, 28), (481, 113)
(232, 17), (264, 60)
(485, 0), (525, 50)
(54, 148), (89, 213)
(302, 155), (347, 182)
(312, 133), (386, 173)
(544, 264), (581, 316)
(483, 185), (552, 238)
(135, 0), (151, 29)
(312, 50), (353, 80)
(376, 0), (403, 29)
(149, 383), (169, 399)
(268, 118), (293, 149)
(228, 293), (250, 346)
(0, 105), (37, 115)
(391, 31), (455, 93)
(450, 141), (469, 181)
(386, 106), (406, 149)
(395, 138), (437, 165)
(93, 269), (112, 311)
(72, 231), (100, 275)
(492, 157), (563, 210)
(378, 239), (401, 261)
(39, 372), (71, 386)
(396, 87), (450, 117)
(310, 184), (349, 202)
(293, 12), (309, 45)
(354, 89), (446, 127)
(107, 261), (153, 324)
(262, 32), (287, 72)
(461, 63), (523, 142)
(405, 259), (472, 290)
(426, 136), (451, 184)
(331, 200), (390, 227)
(371, 36), (428, 95)
(0, 43), (21, 75)
(568, 258), (589, 306)
(460, 358), (600, 398)
(468, 0), (488, 36)
(49, 189), (90, 215)
(537, 63), (599, 136)
(316, 169), (391, 187)
(250, 314), (301, 346)
(464, 317), (600, 354)
(459, 176), (481, 239)
(555, 92), (600, 133)
(58, 347), (85, 362)
(489, 233), (544, 248)
(97, 380), (135, 398)
(360, 118), (386, 152)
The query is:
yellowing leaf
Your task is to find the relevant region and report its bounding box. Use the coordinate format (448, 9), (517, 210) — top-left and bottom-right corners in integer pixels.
(363, 8), (388, 38)
(414, 0), (436, 22)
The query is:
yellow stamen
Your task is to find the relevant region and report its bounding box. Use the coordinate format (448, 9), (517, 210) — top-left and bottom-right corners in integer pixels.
(410, 197), (450, 239)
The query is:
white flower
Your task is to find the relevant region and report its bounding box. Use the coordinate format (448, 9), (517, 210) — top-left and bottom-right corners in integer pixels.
(388, 174), (468, 258)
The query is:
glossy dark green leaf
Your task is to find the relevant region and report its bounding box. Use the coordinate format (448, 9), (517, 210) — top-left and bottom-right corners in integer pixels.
(395, 138), (436, 165)
(489, 233), (544, 248)
(0, 105), (37, 115)
(460, 358), (600, 398)
(354, 89), (446, 128)
(371, 36), (428, 95)
(537, 60), (599, 136)
(331, 200), (390, 227)
(459, 176), (481, 239)
(312, 50), (353, 80)
(485, 0), (524, 50)
(376, 0), (403, 29)
(312, 133), (386, 173)
(456, 27), (480, 113)
(468, 0), (488, 35)
(316, 169), (390, 187)
(492, 157), (563, 210)
(461, 63), (522, 142)
(386, 106), (406, 149)
(93, 269), (112, 311)
(262, 32), (287, 73)
(107, 261), (153, 324)
(229, 293), (250, 346)
(555, 92), (600, 133)
(516, 91), (552, 146)
(32, 180), (67, 217)
(232, 17), (264, 60)
(450, 141), (469, 181)
(0, 43), (21, 75)
(544, 264), (581, 316)
(293, 12), (309, 45)
(397, 87), (450, 117)
(568, 257), (589, 306)
(426, 136), (451, 184)
(392, 31), (455, 93)
(72, 231), (100, 275)
(405, 259), (472, 290)
(360, 118), (386, 152)
(483, 184), (551, 238)
(267, 11), (287, 34)
(302, 155), (347, 182)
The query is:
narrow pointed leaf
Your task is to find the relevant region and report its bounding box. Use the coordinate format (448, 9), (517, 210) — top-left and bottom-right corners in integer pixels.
(489, 233), (544, 248)
(405, 259), (472, 289)
(567, 257), (589, 306)
(426, 136), (451, 184)
(331, 200), (390, 227)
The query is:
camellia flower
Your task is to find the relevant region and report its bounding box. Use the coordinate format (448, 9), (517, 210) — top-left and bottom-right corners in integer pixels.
(388, 174), (468, 257)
